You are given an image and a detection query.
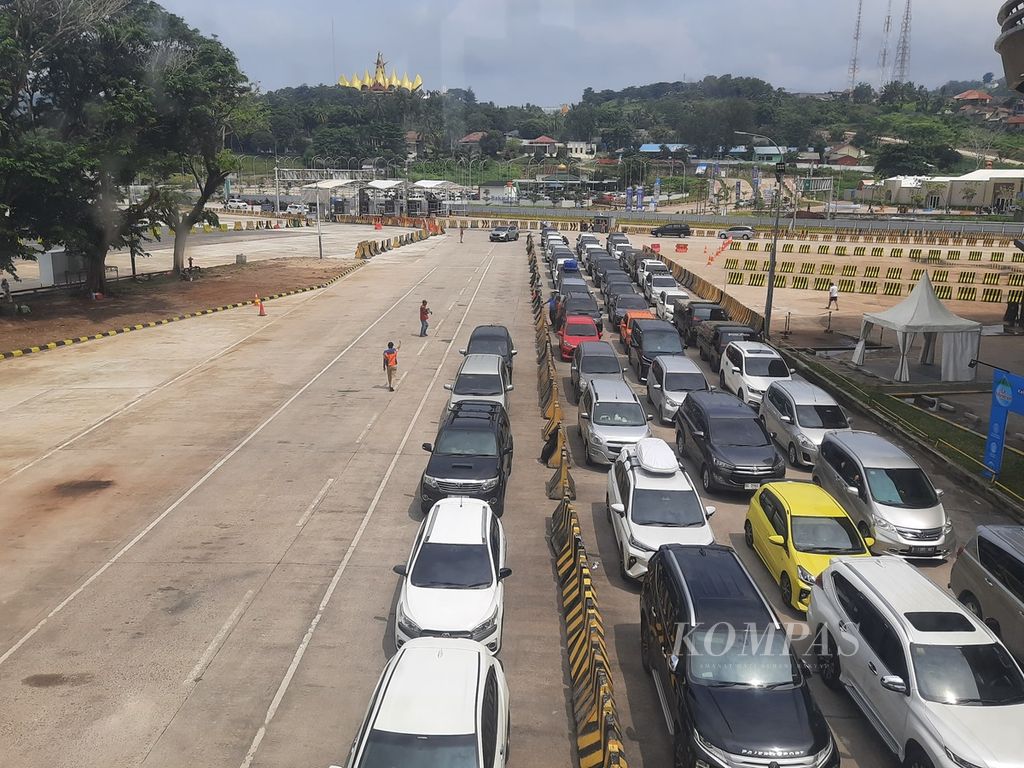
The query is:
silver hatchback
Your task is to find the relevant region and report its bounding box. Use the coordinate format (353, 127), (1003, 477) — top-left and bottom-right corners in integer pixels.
(570, 341), (625, 400)
(759, 380), (851, 467)
(813, 431), (954, 560)
(578, 378), (652, 465)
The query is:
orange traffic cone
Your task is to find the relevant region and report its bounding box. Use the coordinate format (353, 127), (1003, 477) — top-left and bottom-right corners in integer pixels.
(374, 218), (382, 231)
(255, 294), (266, 316)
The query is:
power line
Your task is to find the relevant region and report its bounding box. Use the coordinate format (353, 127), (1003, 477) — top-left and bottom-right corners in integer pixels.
(847, 0), (864, 96)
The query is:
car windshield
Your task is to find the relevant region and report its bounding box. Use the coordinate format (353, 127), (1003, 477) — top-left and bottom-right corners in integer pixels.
(687, 628), (800, 687)
(468, 338), (509, 357)
(453, 373), (503, 396)
(693, 307), (720, 320)
(358, 730), (479, 768)
(618, 298), (648, 312)
(581, 356), (621, 374)
(743, 357), (789, 377)
(567, 298), (598, 313)
(791, 515), (864, 554)
(710, 417), (769, 447)
(642, 332), (683, 355)
(864, 467), (937, 508)
(410, 543), (493, 589)
(566, 322), (598, 337)
(911, 643), (1024, 706)
(651, 276), (676, 286)
(631, 489), (705, 527)
(664, 373), (707, 392)
(593, 402), (647, 427)
(434, 429), (498, 457)
(493, 227), (508, 233)
(795, 404), (848, 429)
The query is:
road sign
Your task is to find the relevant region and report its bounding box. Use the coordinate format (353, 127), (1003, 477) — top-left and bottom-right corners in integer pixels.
(775, 162), (786, 175)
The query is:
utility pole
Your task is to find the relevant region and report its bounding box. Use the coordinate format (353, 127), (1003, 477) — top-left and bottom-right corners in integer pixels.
(893, 0), (912, 83)
(847, 0), (863, 97)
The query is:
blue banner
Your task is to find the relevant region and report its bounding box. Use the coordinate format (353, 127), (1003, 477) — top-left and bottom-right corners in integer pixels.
(735, 181), (742, 204)
(625, 186), (634, 212)
(984, 370), (1024, 476)
(636, 187), (645, 210)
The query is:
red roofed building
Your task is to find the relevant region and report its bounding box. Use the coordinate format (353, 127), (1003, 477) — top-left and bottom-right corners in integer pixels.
(953, 89), (994, 105)
(521, 134), (562, 156)
(1008, 115), (1024, 131)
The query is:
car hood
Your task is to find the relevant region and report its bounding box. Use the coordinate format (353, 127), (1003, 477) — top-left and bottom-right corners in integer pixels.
(425, 454), (499, 481)
(403, 582), (499, 632)
(714, 443), (778, 468)
(921, 699), (1024, 768)
(872, 499), (947, 530)
(631, 521), (714, 550)
(688, 683), (831, 757)
(592, 424), (652, 443)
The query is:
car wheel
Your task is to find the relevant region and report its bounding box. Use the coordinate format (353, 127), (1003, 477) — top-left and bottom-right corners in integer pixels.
(698, 346), (707, 361)
(646, 388), (652, 405)
(606, 495), (612, 523)
(780, 572), (794, 609)
(743, 520), (754, 549)
(719, 370), (726, 389)
(815, 628), (842, 690)
(788, 443), (801, 467)
(737, 389), (745, 404)
(676, 432), (686, 456)
(619, 546), (629, 580)
(958, 592), (983, 619)
(672, 730), (691, 768)
(701, 465), (714, 493)
(710, 356), (720, 373)
(640, 615), (652, 673)
(903, 746), (935, 768)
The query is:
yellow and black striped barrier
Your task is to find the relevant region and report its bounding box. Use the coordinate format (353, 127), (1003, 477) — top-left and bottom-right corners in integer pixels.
(819, 263), (836, 276)
(841, 265), (857, 277)
(814, 277), (831, 291)
(798, 244), (811, 254)
(859, 280), (877, 294)
(791, 276), (809, 290)
(728, 272), (745, 285)
(800, 262), (816, 275)
(992, 252), (1005, 263)
(983, 273), (1001, 286)
(935, 285), (953, 300)
(883, 282), (903, 296)
(778, 261), (795, 274)
(864, 266), (880, 279)
(838, 278), (855, 293)
(885, 267), (903, 280)
(957, 286), (977, 302)
(982, 288), (1003, 303)
(968, 251), (983, 261)
(958, 271), (976, 284)
(723, 258), (739, 270)
(742, 259), (759, 271)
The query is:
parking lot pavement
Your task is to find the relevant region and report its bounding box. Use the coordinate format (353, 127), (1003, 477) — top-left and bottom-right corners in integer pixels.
(539, 247), (1011, 768)
(0, 230), (570, 768)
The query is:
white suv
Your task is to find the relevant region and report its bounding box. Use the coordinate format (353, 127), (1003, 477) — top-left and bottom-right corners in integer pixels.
(606, 438), (715, 580)
(720, 341), (793, 405)
(341, 637), (510, 768)
(807, 556), (1024, 768)
(393, 498), (510, 653)
(225, 198), (248, 211)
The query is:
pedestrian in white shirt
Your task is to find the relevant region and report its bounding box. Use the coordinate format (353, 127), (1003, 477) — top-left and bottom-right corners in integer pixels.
(826, 281), (839, 310)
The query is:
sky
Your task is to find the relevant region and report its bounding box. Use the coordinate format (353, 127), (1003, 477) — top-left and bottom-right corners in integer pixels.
(161, 0), (1005, 105)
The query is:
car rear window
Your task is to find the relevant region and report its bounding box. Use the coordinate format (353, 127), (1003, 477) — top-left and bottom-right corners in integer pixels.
(567, 321), (598, 337)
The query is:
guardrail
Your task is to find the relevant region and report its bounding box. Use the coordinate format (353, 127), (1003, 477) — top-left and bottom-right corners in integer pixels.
(526, 234), (626, 768)
(353, 223), (442, 259)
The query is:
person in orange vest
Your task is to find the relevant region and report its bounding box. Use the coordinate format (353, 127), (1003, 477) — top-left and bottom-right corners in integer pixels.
(383, 340), (401, 391)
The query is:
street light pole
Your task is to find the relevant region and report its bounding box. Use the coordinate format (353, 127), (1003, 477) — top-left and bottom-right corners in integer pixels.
(316, 183), (323, 259)
(736, 131), (784, 340)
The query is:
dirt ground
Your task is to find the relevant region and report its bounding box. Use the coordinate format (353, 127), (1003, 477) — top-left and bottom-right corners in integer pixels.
(0, 258), (356, 353)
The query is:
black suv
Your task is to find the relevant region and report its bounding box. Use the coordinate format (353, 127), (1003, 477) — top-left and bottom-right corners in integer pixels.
(675, 391), (784, 493)
(674, 301), (730, 346)
(420, 402), (513, 515)
(461, 325), (516, 383)
(650, 223), (691, 238)
(695, 321), (757, 373)
(640, 544), (838, 768)
(558, 291), (603, 334)
(627, 318), (683, 382)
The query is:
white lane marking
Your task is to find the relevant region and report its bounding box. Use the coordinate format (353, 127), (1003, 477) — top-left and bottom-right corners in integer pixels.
(184, 589), (255, 685)
(458, 286), (467, 296)
(396, 371), (409, 388)
(295, 478), (335, 528)
(0, 266), (439, 668)
(447, 301), (456, 311)
(237, 248), (496, 768)
(434, 317), (446, 332)
(416, 339), (429, 356)
(354, 412), (380, 444)
(0, 266), (365, 488)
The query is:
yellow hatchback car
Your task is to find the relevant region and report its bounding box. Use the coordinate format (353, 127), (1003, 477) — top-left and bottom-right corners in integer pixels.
(744, 481), (873, 612)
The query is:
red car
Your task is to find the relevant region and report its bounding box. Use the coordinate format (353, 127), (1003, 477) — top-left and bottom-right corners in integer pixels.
(558, 315), (600, 361)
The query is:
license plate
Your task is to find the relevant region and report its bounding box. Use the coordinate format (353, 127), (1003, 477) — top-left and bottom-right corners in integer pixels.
(744, 482), (760, 491)
(910, 546), (936, 556)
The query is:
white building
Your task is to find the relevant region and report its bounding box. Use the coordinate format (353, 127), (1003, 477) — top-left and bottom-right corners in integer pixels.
(871, 169), (1024, 210)
(566, 141), (597, 159)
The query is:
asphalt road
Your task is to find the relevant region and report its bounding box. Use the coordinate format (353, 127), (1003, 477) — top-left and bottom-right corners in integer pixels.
(538, 244), (1013, 767)
(0, 231), (572, 768)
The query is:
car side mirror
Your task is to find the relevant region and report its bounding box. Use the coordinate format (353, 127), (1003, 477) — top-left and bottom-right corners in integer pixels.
(498, 567), (513, 580)
(864, 536), (876, 548)
(622, 367), (628, 373)
(505, 384), (514, 392)
(935, 488), (945, 498)
(647, 414), (654, 421)
(769, 431), (777, 439)
(422, 442), (433, 452)
(443, 383), (453, 390)
(580, 412), (591, 421)
(610, 502), (625, 516)
(705, 505), (717, 517)
(511, 349), (518, 356)
(392, 564), (408, 576)
(652, 383), (663, 390)
(731, 365), (739, 373)
(459, 348), (467, 355)
(880, 675), (908, 695)
(780, 414), (792, 424)
(668, 654), (680, 673)
(846, 485), (860, 495)
(768, 534), (786, 547)
(790, 368), (797, 374)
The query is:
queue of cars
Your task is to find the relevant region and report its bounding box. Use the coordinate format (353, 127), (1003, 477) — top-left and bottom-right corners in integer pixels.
(545, 225), (1024, 768)
(341, 323), (521, 768)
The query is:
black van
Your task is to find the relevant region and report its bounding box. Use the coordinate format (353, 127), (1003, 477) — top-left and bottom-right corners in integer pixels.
(640, 544), (838, 768)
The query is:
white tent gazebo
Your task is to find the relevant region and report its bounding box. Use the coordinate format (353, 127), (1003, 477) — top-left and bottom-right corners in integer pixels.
(851, 273), (981, 383)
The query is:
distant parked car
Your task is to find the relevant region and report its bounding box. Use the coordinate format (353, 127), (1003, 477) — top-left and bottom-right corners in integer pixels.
(650, 223), (691, 237)
(285, 203), (308, 215)
(225, 199), (249, 211)
(489, 225), (519, 242)
(718, 225), (755, 240)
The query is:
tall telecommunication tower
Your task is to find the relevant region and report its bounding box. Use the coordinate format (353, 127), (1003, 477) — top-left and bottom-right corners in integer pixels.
(847, 0), (864, 96)
(878, 0), (893, 87)
(893, 0), (912, 83)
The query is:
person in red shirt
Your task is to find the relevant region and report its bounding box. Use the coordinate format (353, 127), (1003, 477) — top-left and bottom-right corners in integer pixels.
(419, 300), (432, 337)
(383, 341), (401, 391)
